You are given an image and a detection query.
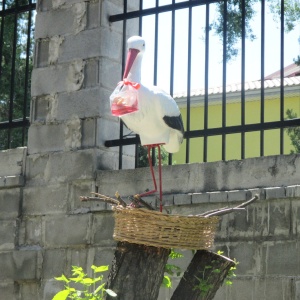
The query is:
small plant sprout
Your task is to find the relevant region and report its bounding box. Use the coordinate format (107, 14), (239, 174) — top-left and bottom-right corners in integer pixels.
(52, 265), (117, 300)
(162, 249), (184, 288)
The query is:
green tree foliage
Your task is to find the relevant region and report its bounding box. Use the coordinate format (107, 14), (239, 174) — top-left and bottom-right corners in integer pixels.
(213, 0), (300, 62)
(0, 0), (35, 150)
(137, 145), (169, 167)
(285, 109), (300, 153)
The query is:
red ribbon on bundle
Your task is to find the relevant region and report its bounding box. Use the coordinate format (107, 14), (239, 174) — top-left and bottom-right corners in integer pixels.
(119, 78), (141, 90)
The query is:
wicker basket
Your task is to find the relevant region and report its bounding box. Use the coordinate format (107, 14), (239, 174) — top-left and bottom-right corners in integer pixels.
(112, 206), (219, 250)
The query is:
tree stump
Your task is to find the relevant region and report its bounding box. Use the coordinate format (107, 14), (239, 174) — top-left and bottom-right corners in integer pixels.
(106, 241), (170, 300)
(171, 250), (235, 300)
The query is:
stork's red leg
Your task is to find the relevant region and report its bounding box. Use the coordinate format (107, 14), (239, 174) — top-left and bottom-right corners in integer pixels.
(139, 145), (157, 197)
(157, 145), (163, 212)
(138, 144), (163, 212)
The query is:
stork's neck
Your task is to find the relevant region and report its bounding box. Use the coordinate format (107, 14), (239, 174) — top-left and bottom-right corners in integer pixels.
(126, 54), (142, 83)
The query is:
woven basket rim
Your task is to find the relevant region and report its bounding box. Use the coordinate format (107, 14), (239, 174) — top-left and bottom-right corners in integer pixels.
(112, 205), (219, 220)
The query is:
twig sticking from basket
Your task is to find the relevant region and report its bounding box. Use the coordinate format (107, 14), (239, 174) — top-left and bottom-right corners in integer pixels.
(80, 192), (259, 217)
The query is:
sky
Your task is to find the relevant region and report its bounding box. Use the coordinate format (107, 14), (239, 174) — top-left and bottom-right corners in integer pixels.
(136, 1), (300, 94)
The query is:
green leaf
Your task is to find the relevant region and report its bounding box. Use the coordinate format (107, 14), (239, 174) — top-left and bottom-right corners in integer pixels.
(91, 265), (109, 273)
(169, 249), (184, 259)
(105, 289), (117, 297)
(52, 289), (70, 300)
(82, 278), (95, 285)
(225, 280), (233, 286)
(94, 283), (106, 295)
(54, 275), (70, 283)
(162, 275), (172, 288)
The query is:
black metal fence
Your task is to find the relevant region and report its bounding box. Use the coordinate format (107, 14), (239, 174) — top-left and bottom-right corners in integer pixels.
(106, 0), (300, 169)
(0, 0), (35, 150)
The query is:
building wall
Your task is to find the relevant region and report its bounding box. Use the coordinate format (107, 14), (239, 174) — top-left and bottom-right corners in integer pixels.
(1, 1), (300, 299)
(174, 94), (300, 163)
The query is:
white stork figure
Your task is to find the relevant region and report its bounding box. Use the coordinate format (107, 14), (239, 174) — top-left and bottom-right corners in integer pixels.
(110, 36), (184, 211)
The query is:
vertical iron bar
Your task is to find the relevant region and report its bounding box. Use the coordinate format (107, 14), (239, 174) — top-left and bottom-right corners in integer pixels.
(151, 0), (159, 167)
(22, 6), (32, 145)
(240, 0), (246, 159)
(119, 0), (128, 170)
(135, 0), (143, 168)
(203, 3), (210, 162)
(260, 0), (265, 156)
(139, 0), (143, 35)
(280, 0), (284, 154)
(221, 0), (227, 161)
(8, 0), (19, 148)
(0, 0), (5, 80)
(169, 0), (176, 166)
(185, 2), (192, 164)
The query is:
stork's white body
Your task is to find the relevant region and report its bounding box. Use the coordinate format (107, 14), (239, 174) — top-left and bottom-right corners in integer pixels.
(118, 36), (184, 153)
(121, 84), (182, 153)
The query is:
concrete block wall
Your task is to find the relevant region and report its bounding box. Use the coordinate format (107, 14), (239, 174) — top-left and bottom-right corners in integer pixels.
(2, 145), (300, 299)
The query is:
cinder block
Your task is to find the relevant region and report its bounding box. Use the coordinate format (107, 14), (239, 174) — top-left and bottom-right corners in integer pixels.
(31, 60), (84, 97)
(0, 147), (27, 177)
(248, 188), (265, 200)
(286, 185), (300, 197)
(191, 192), (209, 204)
(19, 282), (40, 300)
(38, 0), (52, 12)
(91, 213), (115, 246)
(65, 116), (82, 150)
(227, 206), (255, 239)
(209, 191), (228, 203)
(41, 249), (66, 279)
(0, 175), (24, 189)
(28, 124), (65, 154)
(0, 188), (21, 220)
(265, 241), (300, 275)
(101, 0), (123, 32)
(19, 217), (42, 247)
(174, 193), (191, 205)
(99, 27), (122, 61)
(0, 250), (38, 281)
(23, 184), (68, 215)
(84, 59), (99, 88)
(0, 282), (15, 300)
(265, 187), (286, 200)
(44, 214), (92, 247)
(35, 9), (75, 39)
(99, 57), (122, 90)
(69, 180), (108, 213)
(56, 88), (101, 121)
(253, 277), (293, 300)
(58, 28), (102, 63)
(82, 118), (97, 148)
(96, 117), (121, 148)
(268, 199), (291, 237)
(162, 194), (174, 207)
(89, 247), (115, 277)
(227, 189), (250, 202)
(87, 1), (100, 29)
(26, 150), (96, 185)
(0, 220), (17, 250)
(35, 39), (49, 68)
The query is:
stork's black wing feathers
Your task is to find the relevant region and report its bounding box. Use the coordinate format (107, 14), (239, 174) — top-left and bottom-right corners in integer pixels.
(163, 115), (184, 135)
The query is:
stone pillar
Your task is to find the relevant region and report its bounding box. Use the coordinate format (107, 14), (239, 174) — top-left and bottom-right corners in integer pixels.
(29, 0), (135, 170)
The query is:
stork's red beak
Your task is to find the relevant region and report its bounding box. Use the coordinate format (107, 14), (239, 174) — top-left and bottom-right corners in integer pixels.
(123, 48), (140, 79)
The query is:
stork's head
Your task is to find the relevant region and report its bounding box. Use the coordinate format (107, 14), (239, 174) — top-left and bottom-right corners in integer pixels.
(123, 36), (145, 80)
